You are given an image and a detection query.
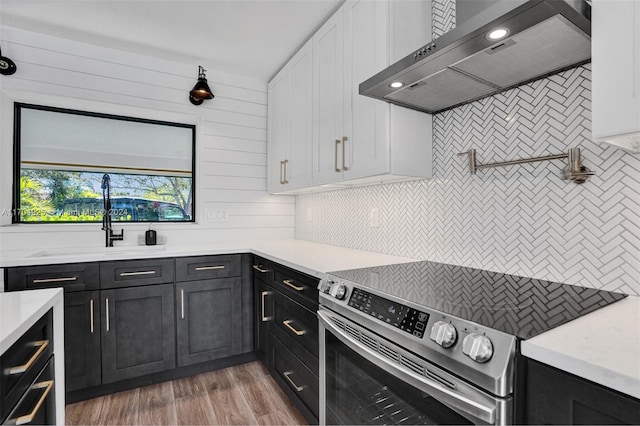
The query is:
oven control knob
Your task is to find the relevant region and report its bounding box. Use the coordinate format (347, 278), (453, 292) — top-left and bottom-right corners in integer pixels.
(318, 279), (334, 294)
(462, 333), (493, 363)
(329, 283), (347, 300)
(429, 321), (457, 348)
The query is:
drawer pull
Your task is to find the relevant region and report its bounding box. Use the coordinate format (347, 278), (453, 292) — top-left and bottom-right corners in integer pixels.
(6, 340), (49, 375)
(261, 291), (271, 322)
(283, 320), (305, 336)
(32, 276), (77, 284)
(282, 279), (304, 291)
(252, 264), (269, 273)
(194, 265), (225, 271)
(12, 380), (54, 425)
(119, 270), (156, 277)
(283, 371), (304, 392)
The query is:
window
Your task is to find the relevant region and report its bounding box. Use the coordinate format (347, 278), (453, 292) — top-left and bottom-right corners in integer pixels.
(13, 104), (195, 223)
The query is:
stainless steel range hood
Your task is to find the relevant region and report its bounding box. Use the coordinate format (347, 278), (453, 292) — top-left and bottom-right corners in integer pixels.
(359, 0), (591, 114)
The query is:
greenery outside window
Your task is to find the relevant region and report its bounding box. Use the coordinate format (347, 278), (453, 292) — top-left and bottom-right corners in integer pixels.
(13, 103), (196, 223)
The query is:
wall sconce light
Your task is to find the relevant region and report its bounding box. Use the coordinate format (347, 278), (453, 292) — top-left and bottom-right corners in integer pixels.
(189, 65), (214, 105)
(0, 46), (17, 76)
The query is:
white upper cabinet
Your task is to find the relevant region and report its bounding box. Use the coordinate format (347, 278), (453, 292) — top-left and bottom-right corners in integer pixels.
(312, 0), (433, 187)
(268, 0), (433, 193)
(312, 10), (345, 184)
(267, 40), (313, 192)
(592, 0), (640, 153)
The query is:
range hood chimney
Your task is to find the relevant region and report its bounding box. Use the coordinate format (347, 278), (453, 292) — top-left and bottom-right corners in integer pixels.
(359, 0), (591, 114)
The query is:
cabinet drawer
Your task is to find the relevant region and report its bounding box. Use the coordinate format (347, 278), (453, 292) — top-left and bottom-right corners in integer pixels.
(251, 256), (273, 285)
(1, 311), (53, 422)
(176, 255), (240, 282)
(100, 258), (174, 289)
(272, 335), (319, 421)
(272, 291), (319, 366)
(273, 266), (319, 311)
(5, 263), (99, 293)
(2, 356), (55, 425)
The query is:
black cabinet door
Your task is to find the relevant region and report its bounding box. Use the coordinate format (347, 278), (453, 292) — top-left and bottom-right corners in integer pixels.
(176, 278), (242, 367)
(64, 291), (101, 392)
(101, 284), (176, 383)
(254, 279), (272, 362)
(526, 359), (640, 425)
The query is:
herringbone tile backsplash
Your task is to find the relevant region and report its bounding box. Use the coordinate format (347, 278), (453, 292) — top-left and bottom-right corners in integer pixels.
(295, 63), (640, 296)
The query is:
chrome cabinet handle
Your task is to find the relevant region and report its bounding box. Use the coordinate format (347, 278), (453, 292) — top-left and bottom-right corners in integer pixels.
(180, 288), (185, 320)
(342, 136), (349, 171)
(105, 298), (110, 331)
(283, 159), (289, 184)
(6, 340), (49, 375)
(195, 265), (224, 271)
(90, 299), (94, 333)
(33, 276), (77, 284)
(283, 319), (305, 336)
(282, 279), (304, 291)
(261, 290), (271, 322)
(334, 139), (341, 172)
(253, 264), (268, 273)
(283, 371), (304, 392)
(120, 270), (156, 277)
(11, 380), (54, 425)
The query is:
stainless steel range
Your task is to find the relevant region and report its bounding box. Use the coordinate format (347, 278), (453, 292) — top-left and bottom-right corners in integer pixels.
(317, 261), (626, 425)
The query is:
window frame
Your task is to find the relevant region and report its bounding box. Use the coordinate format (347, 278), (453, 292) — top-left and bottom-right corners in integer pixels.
(12, 102), (197, 224)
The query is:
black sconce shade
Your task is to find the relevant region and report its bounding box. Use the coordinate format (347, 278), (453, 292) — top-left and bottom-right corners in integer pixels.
(189, 65), (214, 105)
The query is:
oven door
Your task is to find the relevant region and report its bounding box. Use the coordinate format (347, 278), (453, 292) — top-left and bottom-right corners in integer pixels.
(319, 309), (511, 425)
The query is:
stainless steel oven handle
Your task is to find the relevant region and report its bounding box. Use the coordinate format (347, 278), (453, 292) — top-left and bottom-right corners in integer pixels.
(319, 310), (496, 424)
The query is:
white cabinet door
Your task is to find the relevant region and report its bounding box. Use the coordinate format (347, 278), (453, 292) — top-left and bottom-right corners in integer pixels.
(313, 10), (345, 184)
(592, 0), (640, 152)
(288, 41), (313, 188)
(343, 0), (390, 181)
(267, 68), (289, 192)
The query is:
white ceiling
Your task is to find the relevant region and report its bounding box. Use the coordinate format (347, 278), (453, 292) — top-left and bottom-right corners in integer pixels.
(0, 0), (344, 82)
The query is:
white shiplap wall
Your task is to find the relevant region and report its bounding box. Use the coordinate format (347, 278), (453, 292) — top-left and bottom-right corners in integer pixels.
(0, 27), (294, 251)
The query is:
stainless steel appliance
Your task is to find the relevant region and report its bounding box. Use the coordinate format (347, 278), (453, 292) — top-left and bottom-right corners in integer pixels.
(359, 0), (592, 114)
(318, 261), (625, 425)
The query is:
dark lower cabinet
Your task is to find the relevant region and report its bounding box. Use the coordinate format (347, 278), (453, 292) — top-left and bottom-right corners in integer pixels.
(100, 284), (176, 384)
(176, 277), (243, 366)
(64, 291), (101, 391)
(526, 359), (640, 425)
(254, 256), (320, 425)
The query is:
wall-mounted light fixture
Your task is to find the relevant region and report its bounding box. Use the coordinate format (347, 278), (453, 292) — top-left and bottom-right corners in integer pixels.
(189, 65), (214, 105)
(0, 46), (17, 76)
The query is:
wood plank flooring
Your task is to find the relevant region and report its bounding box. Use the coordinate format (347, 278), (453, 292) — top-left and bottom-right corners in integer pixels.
(65, 361), (308, 425)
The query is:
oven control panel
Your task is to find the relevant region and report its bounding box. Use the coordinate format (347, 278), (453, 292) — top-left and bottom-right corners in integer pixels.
(348, 288), (430, 338)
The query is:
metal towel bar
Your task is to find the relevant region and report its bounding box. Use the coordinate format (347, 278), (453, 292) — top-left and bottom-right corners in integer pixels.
(457, 147), (594, 184)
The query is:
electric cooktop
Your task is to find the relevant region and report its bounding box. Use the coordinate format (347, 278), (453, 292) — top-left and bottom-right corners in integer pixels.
(327, 260), (627, 339)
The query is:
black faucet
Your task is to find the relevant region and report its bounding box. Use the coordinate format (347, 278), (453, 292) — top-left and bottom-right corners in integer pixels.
(101, 174), (124, 247)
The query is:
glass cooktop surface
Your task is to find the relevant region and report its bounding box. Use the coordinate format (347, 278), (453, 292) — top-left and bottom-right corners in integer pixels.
(328, 261), (626, 339)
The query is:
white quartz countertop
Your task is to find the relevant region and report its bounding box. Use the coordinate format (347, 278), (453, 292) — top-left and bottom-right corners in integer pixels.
(0, 239), (419, 275)
(521, 295), (640, 399)
(0, 287), (63, 354)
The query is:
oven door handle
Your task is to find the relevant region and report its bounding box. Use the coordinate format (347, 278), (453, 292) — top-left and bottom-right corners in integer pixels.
(319, 311), (497, 425)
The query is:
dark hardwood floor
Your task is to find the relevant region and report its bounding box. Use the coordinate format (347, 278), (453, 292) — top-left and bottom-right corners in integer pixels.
(65, 361), (307, 425)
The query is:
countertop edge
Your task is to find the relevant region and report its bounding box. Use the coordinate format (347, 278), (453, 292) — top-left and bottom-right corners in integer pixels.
(521, 339), (640, 399)
(521, 296), (640, 400)
(0, 288), (64, 354)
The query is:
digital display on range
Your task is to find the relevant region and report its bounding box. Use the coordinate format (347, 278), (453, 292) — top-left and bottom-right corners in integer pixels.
(348, 288), (430, 338)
